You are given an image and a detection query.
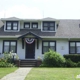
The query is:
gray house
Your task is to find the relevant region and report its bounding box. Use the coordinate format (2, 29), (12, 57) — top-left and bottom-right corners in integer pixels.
(0, 17), (80, 60)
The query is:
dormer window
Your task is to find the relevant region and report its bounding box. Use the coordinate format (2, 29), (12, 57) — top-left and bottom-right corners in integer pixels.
(7, 22), (11, 30)
(6, 21), (18, 30)
(13, 22), (18, 30)
(24, 22), (30, 28)
(43, 21), (55, 31)
(32, 23), (38, 28)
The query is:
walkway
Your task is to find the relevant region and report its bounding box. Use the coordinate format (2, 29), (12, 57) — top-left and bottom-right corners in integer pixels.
(1, 67), (32, 80)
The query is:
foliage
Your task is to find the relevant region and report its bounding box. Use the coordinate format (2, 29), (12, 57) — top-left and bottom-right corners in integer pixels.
(42, 49), (65, 67)
(64, 54), (80, 63)
(0, 52), (19, 67)
(0, 58), (15, 67)
(64, 59), (77, 67)
(77, 62), (80, 67)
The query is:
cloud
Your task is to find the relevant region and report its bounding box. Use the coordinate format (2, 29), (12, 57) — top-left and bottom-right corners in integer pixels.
(0, 5), (43, 19)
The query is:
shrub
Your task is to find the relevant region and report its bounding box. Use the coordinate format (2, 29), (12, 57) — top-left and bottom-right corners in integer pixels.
(42, 49), (65, 67)
(77, 62), (80, 67)
(0, 58), (15, 67)
(64, 59), (77, 67)
(64, 54), (80, 63)
(0, 52), (19, 67)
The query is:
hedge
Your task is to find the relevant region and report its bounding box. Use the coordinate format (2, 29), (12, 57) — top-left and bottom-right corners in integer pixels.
(63, 54), (80, 63)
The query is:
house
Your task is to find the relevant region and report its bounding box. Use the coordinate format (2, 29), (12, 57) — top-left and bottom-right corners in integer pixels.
(0, 17), (80, 60)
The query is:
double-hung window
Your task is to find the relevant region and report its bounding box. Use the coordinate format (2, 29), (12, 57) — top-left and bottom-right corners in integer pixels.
(42, 41), (56, 54)
(43, 21), (55, 31)
(24, 22), (30, 28)
(6, 21), (18, 30)
(69, 41), (80, 54)
(3, 40), (17, 53)
(32, 23), (38, 28)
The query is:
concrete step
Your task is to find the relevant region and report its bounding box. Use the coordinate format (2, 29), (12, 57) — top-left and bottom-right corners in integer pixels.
(20, 60), (37, 67)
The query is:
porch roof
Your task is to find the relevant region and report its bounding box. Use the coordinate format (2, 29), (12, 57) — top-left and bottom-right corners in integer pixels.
(18, 31), (42, 39)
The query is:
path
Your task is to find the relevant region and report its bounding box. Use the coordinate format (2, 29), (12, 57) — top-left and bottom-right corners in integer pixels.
(1, 67), (32, 80)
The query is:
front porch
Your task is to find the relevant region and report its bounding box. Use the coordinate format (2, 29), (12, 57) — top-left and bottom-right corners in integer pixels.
(17, 31), (43, 60)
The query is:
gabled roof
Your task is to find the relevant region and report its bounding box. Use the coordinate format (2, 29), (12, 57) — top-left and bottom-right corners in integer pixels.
(18, 32), (42, 39)
(43, 17), (56, 20)
(41, 17), (57, 21)
(1, 17), (21, 21)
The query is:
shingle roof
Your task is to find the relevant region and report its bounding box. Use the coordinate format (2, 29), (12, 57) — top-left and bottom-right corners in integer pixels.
(55, 20), (80, 38)
(0, 19), (80, 38)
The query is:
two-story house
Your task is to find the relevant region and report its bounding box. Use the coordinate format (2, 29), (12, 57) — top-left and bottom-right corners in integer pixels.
(0, 17), (80, 60)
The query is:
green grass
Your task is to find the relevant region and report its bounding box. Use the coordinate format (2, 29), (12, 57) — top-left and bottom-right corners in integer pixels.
(25, 68), (80, 80)
(0, 67), (18, 79)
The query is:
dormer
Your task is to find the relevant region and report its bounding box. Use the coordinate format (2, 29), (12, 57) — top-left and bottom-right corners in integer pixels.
(41, 17), (59, 32)
(20, 19), (41, 29)
(1, 17), (21, 32)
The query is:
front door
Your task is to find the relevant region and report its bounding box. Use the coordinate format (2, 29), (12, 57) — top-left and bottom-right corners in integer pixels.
(26, 41), (35, 59)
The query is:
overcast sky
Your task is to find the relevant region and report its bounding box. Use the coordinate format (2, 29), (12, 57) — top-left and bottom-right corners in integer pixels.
(0, 0), (80, 19)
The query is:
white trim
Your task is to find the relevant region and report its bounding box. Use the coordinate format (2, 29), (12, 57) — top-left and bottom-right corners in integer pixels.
(18, 21), (20, 31)
(41, 31), (56, 32)
(41, 21), (42, 31)
(4, 21), (6, 31)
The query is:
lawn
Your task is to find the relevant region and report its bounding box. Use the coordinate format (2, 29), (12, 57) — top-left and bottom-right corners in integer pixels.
(25, 68), (80, 80)
(0, 67), (18, 79)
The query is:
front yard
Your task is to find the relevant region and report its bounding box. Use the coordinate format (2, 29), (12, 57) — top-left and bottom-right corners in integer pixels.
(0, 68), (17, 79)
(25, 68), (80, 80)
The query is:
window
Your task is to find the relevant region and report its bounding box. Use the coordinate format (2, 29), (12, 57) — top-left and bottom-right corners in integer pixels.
(43, 21), (55, 31)
(13, 22), (18, 30)
(69, 41), (80, 54)
(24, 22), (30, 28)
(42, 41), (56, 54)
(32, 23), (38, 28)
(3, 40), (17, 53)
(6, 21), (18, 30)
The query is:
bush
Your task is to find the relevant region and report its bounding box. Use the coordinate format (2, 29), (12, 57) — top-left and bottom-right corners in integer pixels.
(77, 62), (80, 67)
(64, 59), (77, 67)
(64, 54), (80, 63)
(0, 52), (19, 67)
(42, 49), (65, 67)
(0, 58), (15, 67)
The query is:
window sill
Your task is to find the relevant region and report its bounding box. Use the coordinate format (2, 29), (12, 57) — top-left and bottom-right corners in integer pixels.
(41, 30), (56, 32)
(4, 30), (19, 32)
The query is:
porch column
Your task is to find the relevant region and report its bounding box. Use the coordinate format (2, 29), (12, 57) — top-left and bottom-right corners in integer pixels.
(22, 38), (24, 49)
(37, 38), (39, 49)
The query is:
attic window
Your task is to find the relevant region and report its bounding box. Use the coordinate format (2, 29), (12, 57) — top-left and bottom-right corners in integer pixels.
(24, 22), (30, 28)
(32, 23), (38, 28)
(6, 21), (18, 30)
(43, 21), (55, 31)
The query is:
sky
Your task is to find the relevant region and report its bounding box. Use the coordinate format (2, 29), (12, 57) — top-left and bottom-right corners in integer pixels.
(0, 0), (80, 19)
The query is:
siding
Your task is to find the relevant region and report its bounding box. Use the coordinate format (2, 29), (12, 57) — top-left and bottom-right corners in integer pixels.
(56, 40), (69, 55)
(0, 39), (69, 59)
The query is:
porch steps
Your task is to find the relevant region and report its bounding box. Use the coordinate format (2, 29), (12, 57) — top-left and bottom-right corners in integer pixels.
(20, 60), (37, 67)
